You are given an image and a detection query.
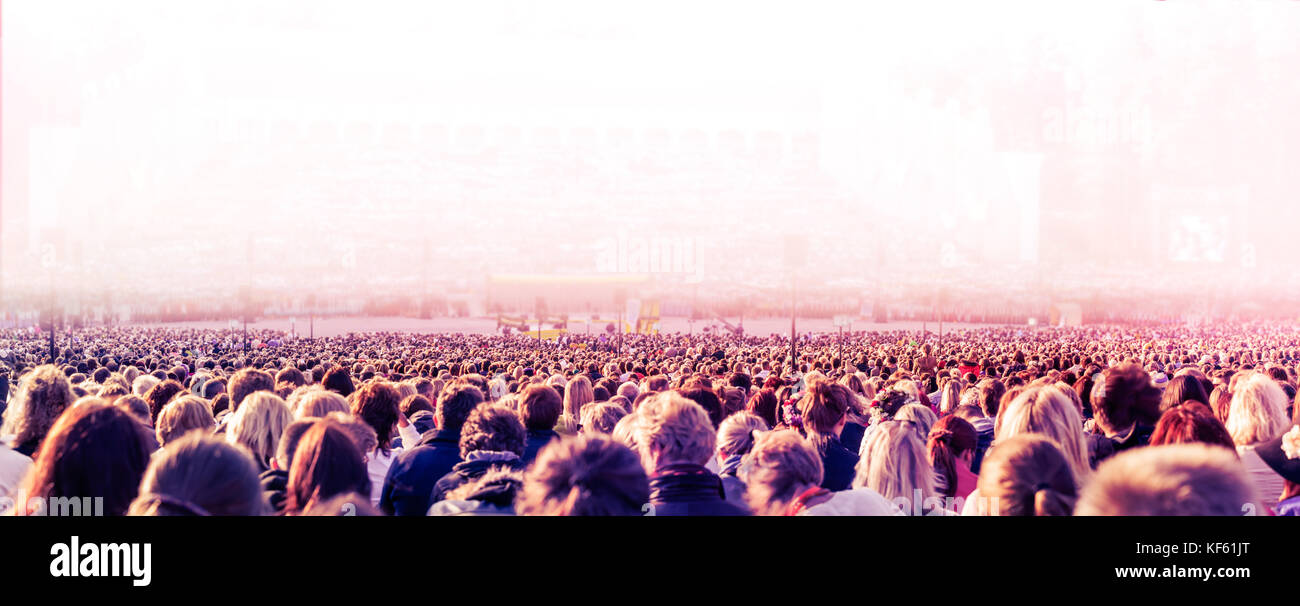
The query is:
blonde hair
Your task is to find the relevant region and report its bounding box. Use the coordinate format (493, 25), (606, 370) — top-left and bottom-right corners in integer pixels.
(633, 392), (716, 469)
(939, 379), (964, 414)
(564, 375), (594, 419)
(225, 391), (293, 465)
(741, 429), (822, 516)
(296, 389), (350, 420)
(155, 395), (216, 447)
(895, 403), (938, 438)
(1076, 443), (1257, 516)
(132, 375), (160, 398)
(581, 402), (627, 435)
(1226, 374), (1290, 446)
(853, 420), (935, 506)
(717, 411), (769, 457)
(996, 384), (1092, 483)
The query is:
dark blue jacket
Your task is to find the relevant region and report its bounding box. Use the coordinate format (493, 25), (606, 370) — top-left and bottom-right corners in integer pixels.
(648, 463), (748, 516)
(521, 429), (559, 466)
(819, 436), (858, 492)
(379, 429), (462, 516)
(840, 422), (867, 456)
(259, 468), (289, 515)
(429, 451), (524, 504)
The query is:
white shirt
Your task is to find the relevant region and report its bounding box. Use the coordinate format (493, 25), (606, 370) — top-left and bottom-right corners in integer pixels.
(0, 445), (32, 503)
(801, 488), (905, 516)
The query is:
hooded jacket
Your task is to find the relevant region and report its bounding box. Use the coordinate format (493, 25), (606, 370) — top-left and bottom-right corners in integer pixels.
(429, 450), (524, 505)
(427, 469), (523, 516)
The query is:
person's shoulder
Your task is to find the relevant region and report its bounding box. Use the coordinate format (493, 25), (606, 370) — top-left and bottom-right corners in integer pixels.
(804, 488), (903, 516)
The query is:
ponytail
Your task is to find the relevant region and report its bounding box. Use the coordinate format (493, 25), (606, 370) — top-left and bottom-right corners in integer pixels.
(1032, 483), (1077, 517)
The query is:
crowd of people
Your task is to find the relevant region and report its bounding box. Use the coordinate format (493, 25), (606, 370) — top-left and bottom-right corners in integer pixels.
(1, 321), (1298, 516)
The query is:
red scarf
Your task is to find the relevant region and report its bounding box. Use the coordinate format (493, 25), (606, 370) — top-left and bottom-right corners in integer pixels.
(783, 486), (831, 516)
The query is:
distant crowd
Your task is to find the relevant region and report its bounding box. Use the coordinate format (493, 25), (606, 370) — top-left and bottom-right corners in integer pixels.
(1, 322), (1298, 516)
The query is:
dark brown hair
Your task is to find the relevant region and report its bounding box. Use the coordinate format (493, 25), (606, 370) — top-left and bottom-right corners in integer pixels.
(19, 399), (152, 516)
(284, 421), (371, 515)
(518, 384), (563, 431)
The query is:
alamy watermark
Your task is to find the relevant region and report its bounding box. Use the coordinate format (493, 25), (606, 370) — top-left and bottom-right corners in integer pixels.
(595, 235), (703, 277)
(0, 492), (106, 516)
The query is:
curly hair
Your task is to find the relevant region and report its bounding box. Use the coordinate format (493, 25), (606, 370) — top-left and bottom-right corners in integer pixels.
(517, 434), (649, 516)
(1, 365), (75, 453)
(458, 403), (526, 458)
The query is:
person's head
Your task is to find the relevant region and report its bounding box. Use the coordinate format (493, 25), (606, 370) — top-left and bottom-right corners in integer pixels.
(1209, 384), (1234, 425)
(739, 429), (823, 516)
(895, 403), (938, 438)
(617, 381), (639, 402)
(114, 394), (152, 426)
(1150, 402), (1236, 450)
(155, 395), (217, 447)
(274, 419), (316, 471)
(436, 382), (484, 433)
(952, 404), (987, 424)
(581, 403), (627, 435)
(853, 419), (935, 507)
(633, 392), (716, 471)
(322, 366), (355, 397)
(350, 381), (401, 452)
(996, 384), (1092, 483)
(129, 433), (266, 516)
(938, 379), (964, 414)
(142, 379), (186, 425)
(676, 387), (724, 429)
(132, 374), (160, 398)
(225, 391), (294, 467)
(975, 434), (1078, 516)
(517, 434), (650, 516)
(716, 411), (769, 461)
(228, 368), (275, 412)
(927, 415), (978, 499)
(1161, 374), (1210, 413)
(518, 383), (563, 431)
(459, 404), (526, 458)
(1226, 374), (1291, 446)
(1091, 362), (1161, 436)
(400, 394), (434, 418)
(294, 388), (350, 419)
(285, 420), (371, 515)
(564, 375), (594, 420)
(18, 399), (152, 516)
(1, 364), (75, 451)
(746, 389), (780, 428)
(323, 412), (379, 460)
(275, 367), (307, 389)
(797, 381), (851, 449)
(1076, 444), (1257, 515)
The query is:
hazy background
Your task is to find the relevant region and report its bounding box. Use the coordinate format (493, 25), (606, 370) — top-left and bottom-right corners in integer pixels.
(4, 1), (1300, 326)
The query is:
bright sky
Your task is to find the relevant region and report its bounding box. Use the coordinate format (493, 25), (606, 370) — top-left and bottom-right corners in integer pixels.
(4, 1), (1299, 300)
